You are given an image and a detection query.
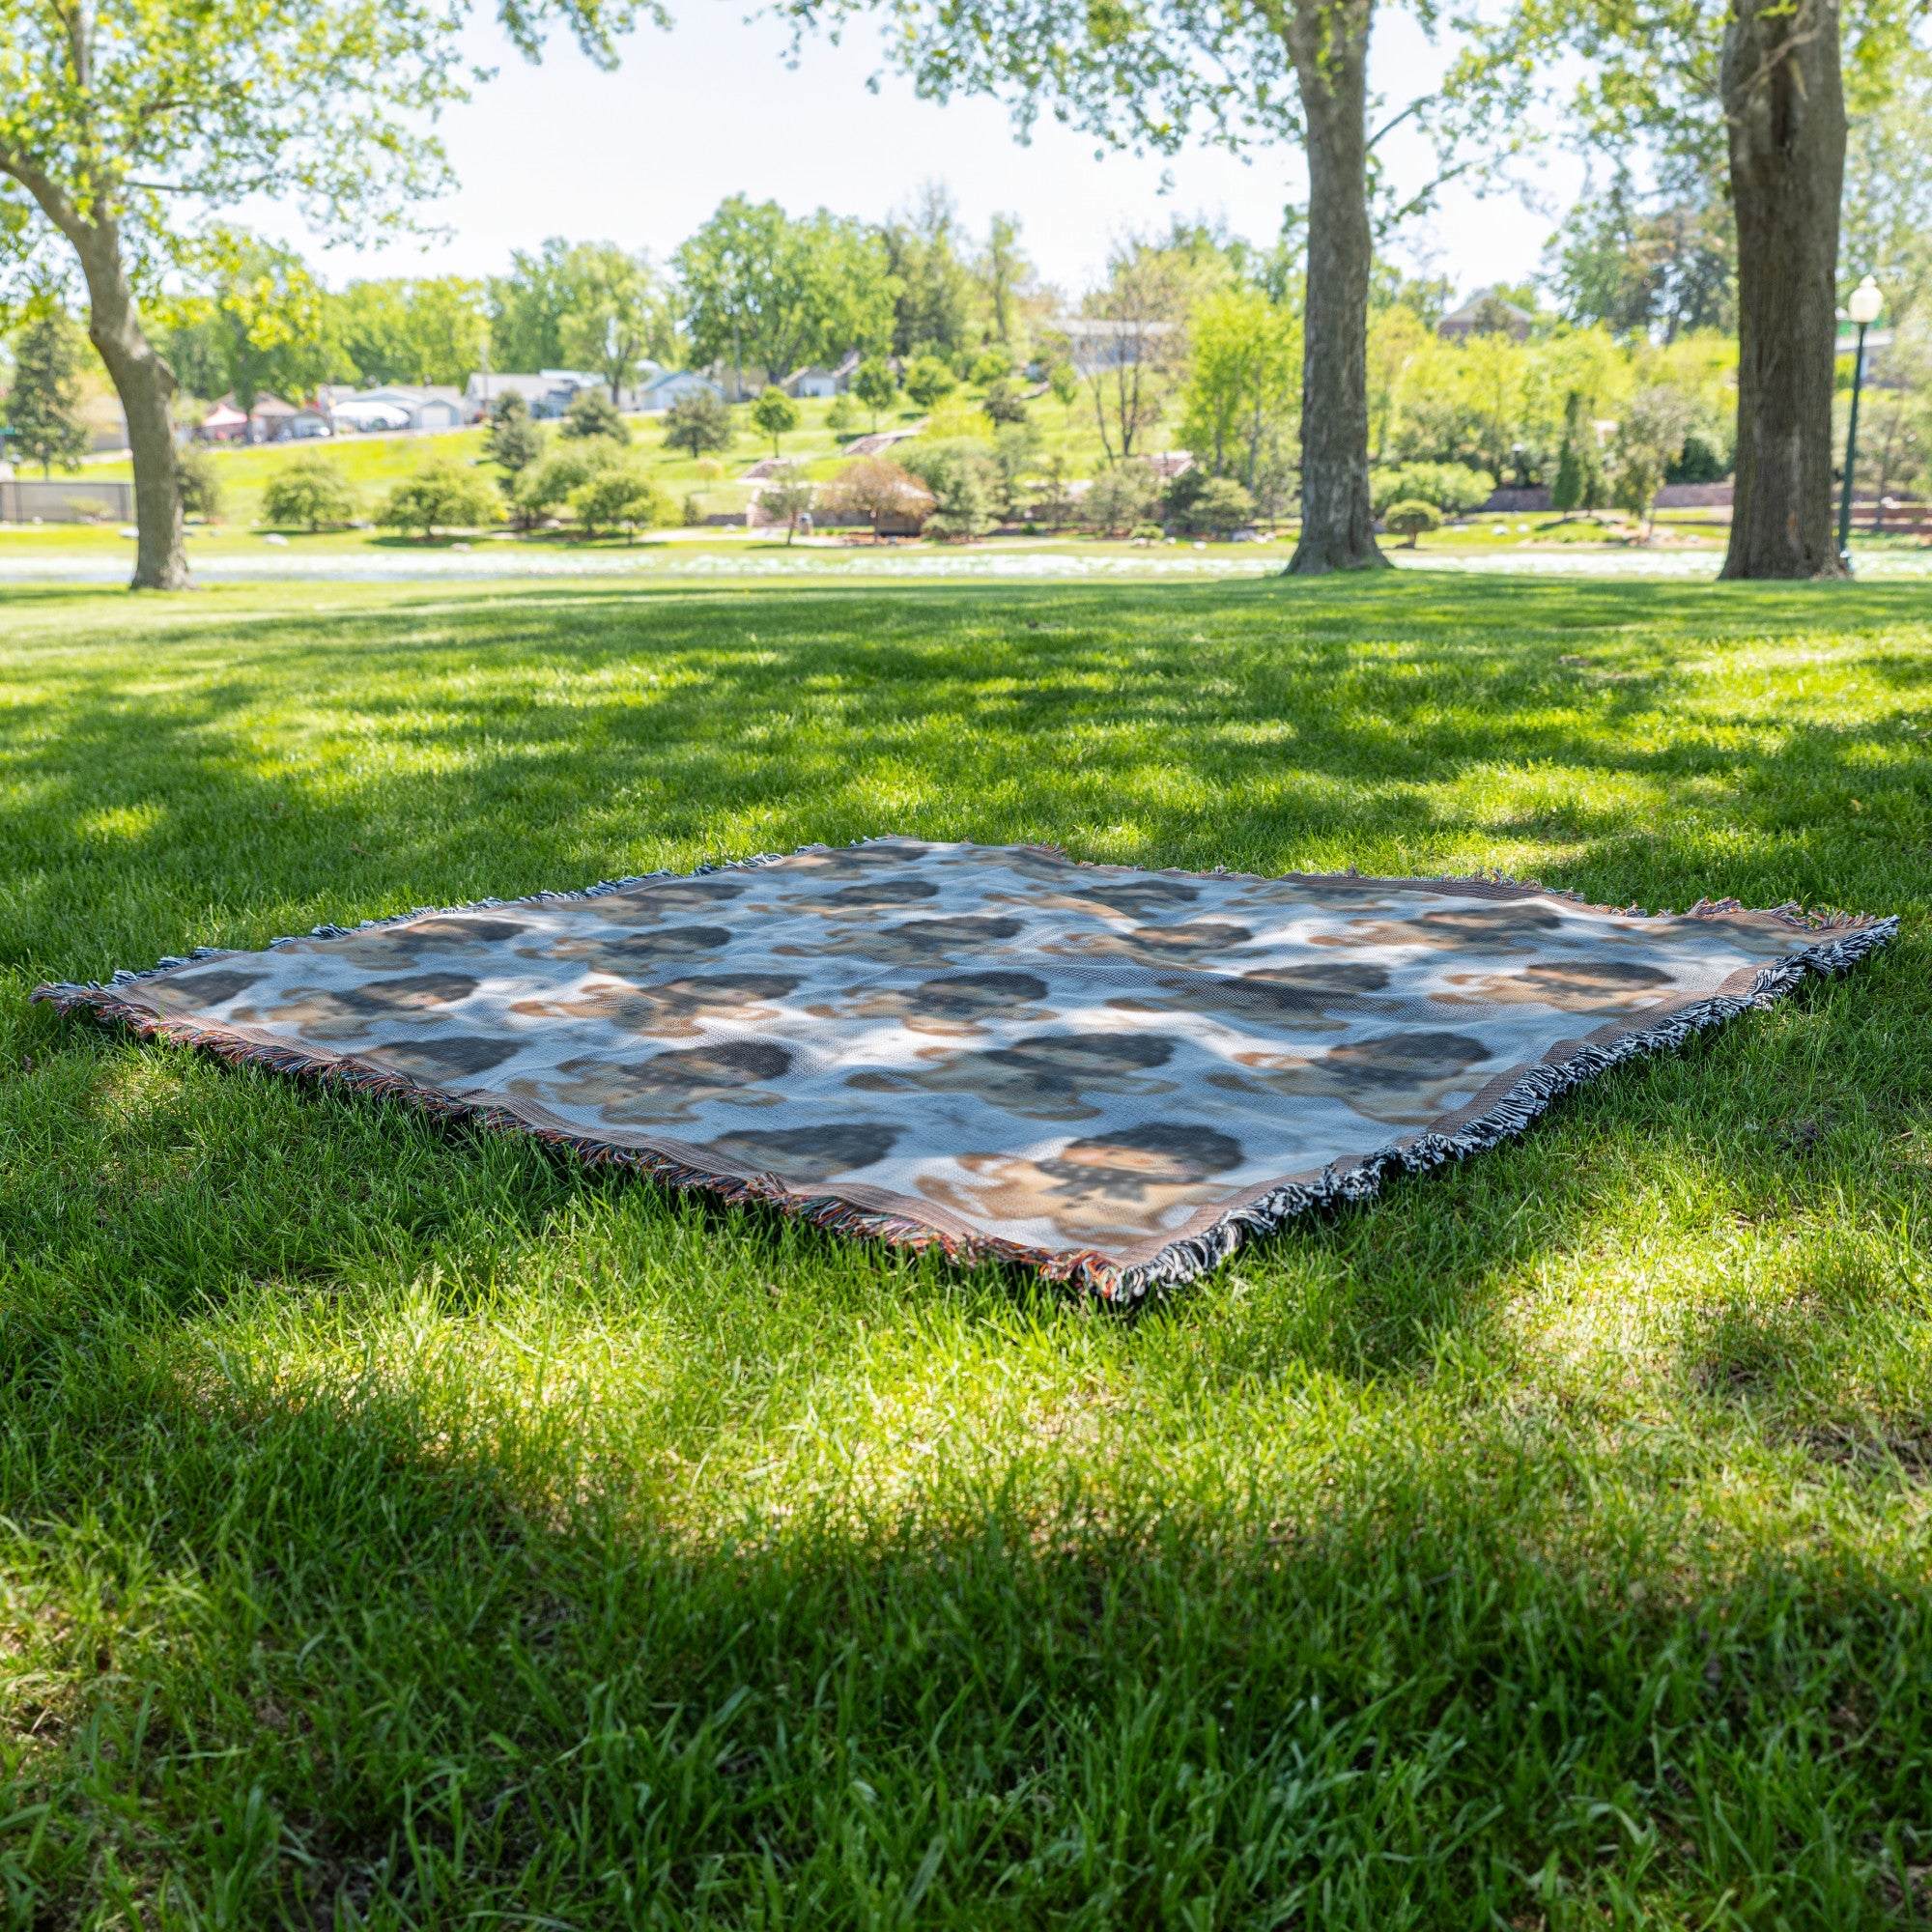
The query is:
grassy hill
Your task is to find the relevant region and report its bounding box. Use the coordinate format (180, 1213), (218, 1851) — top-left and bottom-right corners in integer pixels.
(87, 382), (1179, 530)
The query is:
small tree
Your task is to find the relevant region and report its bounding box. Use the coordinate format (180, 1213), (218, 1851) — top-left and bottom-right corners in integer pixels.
(1178, 475), (1256, 537)
(1550, 392), (1605, 518)
(818, 454), (933, 537)
(1370, 464), (1492, 518)
(1611, 386), (1692, 540)
(760, 462), (815, 544)
(561, 389), (629, 443)
(512, 441), (621, 527)
(852, 356), (900, 428)
(1079, 460), (1163, 536)
(980, 378), (1029, 427)
(900, 439), (997, 538)
(902, 355), (955, 411)
(751, 385), (800, 454)
(970, 346), (1014, 384)
(5, 302), (91, 477)
(827, 392), (861, 440)
(1047, 359), (1080, 420)
(662, 390), (731, 458)
(570, 466), (668, 541)
(990, 421), (1042, 519)
(378, 460), (499, 540)
(262, 458), (359, 531)
(1383, 499), (1442, 549)
(485, 395), (546, 486)
(176, 448), (223, 523)
(1037, 453), (1075, 529)
(1667, 429), (1727, 485)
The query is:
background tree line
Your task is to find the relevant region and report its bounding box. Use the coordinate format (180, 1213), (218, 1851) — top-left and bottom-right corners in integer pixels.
(1, 0), (1926, 586)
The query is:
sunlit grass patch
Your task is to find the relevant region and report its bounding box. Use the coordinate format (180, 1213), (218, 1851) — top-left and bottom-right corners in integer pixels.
(2, 572), (1930, 1926)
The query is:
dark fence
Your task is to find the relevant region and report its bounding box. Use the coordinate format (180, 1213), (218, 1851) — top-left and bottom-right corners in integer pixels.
(1476, 481), (1735, 515)
(0, 476), (136, 524)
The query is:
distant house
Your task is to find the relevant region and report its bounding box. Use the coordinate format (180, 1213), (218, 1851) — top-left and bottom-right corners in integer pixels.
(250, 394), (301, 440)
(197, 393), (299, 443)
(321, 384), (465, 432)
(639, 370), (726, 413)
(1051, 317), (1179, 377)
(80, 387), (129, 453)
(782, 350), (862, 399)
(464, 370), (605, 421)
(197, 400), (251, 443)
(1436, 289), (1535, 343)
(282, 406), (333, 440)
(612, 364), (665, 410)
(330, 397), (412, 433)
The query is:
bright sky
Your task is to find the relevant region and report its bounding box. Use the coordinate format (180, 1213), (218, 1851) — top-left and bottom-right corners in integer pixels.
(255, 7), (1584, 301)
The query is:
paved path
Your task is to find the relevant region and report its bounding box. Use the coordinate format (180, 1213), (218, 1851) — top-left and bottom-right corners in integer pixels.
(3, 546), (1928, 585)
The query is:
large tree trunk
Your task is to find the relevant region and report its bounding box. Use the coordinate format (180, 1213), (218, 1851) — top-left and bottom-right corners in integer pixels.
(1284, 0), (1389, 576)
(72, 217), (188, 590)
(1719, 0), (1846, 580)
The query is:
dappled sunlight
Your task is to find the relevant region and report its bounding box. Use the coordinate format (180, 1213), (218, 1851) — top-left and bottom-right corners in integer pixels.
(5, 573), (1931, 1924)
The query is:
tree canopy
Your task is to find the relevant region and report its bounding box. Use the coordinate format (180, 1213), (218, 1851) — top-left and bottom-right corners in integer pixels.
(674, 196), (895, 387)
(0, 0), (648, 586)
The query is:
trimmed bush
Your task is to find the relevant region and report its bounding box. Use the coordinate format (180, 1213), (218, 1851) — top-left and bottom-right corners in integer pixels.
(1079, 461), (1164, 536)
(512, 440), (622, 526)
(902, 355), (957, 410)
(1176, 475), (1256, 537)
(261, 458), (358, 531)
(377, 460), (499, 539)
(570, 467), (669, 540)
(177, 447), (223, 522)
(1383, 498), (1442, 548)
(898, 439), (997, 538)
(1667, 427), (1728, 484)
(1371, 463), (1491, 517)
(562, 390), (629, 443)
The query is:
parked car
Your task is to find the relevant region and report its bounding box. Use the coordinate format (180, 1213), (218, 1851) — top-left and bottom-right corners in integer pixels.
(331, 402), (411, 434)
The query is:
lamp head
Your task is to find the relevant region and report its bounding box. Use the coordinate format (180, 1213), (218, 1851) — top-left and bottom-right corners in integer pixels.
(1848, 276), (1884, 327)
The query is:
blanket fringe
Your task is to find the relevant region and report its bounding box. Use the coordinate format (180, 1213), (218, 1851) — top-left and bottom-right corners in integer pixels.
(1087, 913), (1898, 1301)
(29, 839), (1899, 1304)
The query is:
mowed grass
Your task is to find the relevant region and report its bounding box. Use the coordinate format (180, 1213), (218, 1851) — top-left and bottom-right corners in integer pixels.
(2, 575), (1931, 1929)
(83, 379), (1177, 534)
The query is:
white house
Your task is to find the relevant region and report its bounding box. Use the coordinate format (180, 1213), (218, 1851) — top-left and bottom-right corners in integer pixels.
(465, 369), (611, 420)
(321, 384), (466, 431)
(331, 398), (411, 433)
(782, 350), (862, 399)
(1051, 316), (1179, 377)
(639, 370), (726, 413)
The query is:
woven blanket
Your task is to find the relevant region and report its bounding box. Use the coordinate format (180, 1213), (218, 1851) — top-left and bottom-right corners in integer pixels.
(36, 839), (1894, 1300)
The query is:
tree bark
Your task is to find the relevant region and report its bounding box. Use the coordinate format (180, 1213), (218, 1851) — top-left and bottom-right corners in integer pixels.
(1284, 0), (1389, 576)
(71, 215), (189, 590)
(1719, 0), (1846, 580)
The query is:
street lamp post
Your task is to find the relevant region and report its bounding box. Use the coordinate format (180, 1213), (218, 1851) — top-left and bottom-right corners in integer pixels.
(1837, 275), (1885, 572)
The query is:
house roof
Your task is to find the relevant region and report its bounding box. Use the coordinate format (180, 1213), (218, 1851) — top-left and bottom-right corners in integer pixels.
(1053, 317), (1178, 339)
(213, 391), (296, 419)
(1437, 288), (1535, 332)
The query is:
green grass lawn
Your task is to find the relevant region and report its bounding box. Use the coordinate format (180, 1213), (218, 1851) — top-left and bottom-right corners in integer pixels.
(77, 381), (1184, 530)
(4, 575), (1931, 1928)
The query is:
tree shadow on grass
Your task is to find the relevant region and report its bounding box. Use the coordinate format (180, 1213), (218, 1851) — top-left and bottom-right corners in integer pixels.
(6, 1214), (1931, 1929)
(5, 573), (1927, 1382)
(4, 574), (1931, 1923)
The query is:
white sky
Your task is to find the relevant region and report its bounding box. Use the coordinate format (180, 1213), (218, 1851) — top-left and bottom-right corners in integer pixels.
(252, 7), (1584, 301)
